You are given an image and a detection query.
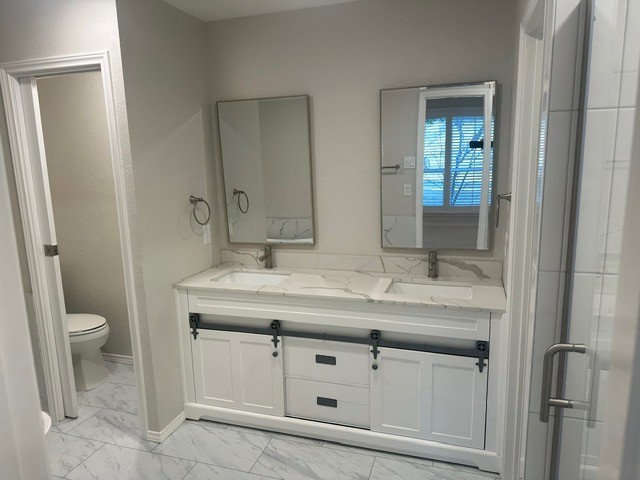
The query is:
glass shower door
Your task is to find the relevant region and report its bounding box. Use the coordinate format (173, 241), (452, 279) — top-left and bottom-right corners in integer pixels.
(538, 0), (637, 477)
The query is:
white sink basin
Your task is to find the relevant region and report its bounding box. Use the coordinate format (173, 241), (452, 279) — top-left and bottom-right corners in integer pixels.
(214, 271), (290, 286)
(386, 281), (472, 300)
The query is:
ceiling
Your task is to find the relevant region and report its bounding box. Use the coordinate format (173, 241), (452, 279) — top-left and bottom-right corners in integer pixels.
(161, 0), (361, 22)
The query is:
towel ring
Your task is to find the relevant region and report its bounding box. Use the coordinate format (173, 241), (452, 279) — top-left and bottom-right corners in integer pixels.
(189, 195), (211, 225)
(233, 189), (249, 214)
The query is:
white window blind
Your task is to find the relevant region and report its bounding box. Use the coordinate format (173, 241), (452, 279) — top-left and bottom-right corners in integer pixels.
(423, 113), (494, 208)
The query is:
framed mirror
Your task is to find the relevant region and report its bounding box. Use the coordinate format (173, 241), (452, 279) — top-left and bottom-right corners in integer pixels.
(380, 81), (496, 250)
(218, 95), (315, 244)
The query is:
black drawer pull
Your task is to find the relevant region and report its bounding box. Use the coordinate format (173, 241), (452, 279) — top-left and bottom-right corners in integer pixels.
(317, 397), (337, 408)
(315, 354), (336, 365)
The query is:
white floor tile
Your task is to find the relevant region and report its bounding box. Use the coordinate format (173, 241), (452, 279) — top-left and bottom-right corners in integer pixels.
(69, 408), (157, 451)
(46, 432), (103, 477)
(183, 462), (274, 480)
(65, 444), (194, 480)
(52, 405), (101, 434)
(77, 382), (138, 414)
(250, 437), (374, 480)
(371, 457), (497, 480)
(432, 459), (499, 478)
(322, 441), (433, 467)
(105, 361), (137, 386)
(153, 421), (270, 471)
(226, 423), (323, 446)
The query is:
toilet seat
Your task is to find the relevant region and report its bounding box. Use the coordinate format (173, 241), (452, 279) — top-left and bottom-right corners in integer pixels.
(67, 313), (107, 336)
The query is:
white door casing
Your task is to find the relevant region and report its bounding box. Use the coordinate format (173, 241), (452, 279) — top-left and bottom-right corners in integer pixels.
(0, 52), (148, 434)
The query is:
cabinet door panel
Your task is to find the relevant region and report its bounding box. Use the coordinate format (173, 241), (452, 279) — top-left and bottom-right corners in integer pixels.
(193, 334), (235, 406)
(192, 330), (284, 416)
(238, 338), (281, 412)
(376, 355), (422, 435)
(371, 347), (487, 449)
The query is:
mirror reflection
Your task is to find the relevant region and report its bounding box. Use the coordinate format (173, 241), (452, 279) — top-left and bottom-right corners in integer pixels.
(218, 96), (314, 244)
(381, 82), (496, 250)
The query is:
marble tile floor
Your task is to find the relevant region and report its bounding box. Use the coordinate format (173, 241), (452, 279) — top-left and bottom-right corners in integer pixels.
(48, 361), (500, 480)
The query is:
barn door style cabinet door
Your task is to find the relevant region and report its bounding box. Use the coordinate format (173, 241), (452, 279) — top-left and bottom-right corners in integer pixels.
(191, 330), (285, 416)
(370, 347), (488, 449)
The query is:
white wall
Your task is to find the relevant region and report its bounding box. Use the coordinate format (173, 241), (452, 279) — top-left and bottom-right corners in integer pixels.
(207, 0), (517, 260)
(38, 71), (132, 357)
(116, 0), (218, 430)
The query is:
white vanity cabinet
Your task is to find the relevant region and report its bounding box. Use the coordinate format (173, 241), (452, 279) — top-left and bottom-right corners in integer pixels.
(176, 287), (504, 473)
(191, 329), (284, 416)
(370, 347), (487, 449)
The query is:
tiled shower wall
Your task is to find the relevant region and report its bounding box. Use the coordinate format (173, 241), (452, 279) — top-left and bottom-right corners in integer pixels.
(525, 0), (639, 478)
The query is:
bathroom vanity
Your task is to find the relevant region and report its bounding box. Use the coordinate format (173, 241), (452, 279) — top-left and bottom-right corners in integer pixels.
(174, 263), (506, 473)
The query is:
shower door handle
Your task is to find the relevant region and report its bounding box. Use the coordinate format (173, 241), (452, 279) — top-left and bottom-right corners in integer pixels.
(539, 343), (587, 422)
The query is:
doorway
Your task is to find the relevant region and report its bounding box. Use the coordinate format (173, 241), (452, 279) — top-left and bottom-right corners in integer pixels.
(0, 53), (147, 434)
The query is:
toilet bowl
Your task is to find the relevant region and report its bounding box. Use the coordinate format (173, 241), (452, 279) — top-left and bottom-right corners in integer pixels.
(67, 313), (110, 391)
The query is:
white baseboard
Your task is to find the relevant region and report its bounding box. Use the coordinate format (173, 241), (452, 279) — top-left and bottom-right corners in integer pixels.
(102, 353), (133, 364)
(146, 411), (185, 443)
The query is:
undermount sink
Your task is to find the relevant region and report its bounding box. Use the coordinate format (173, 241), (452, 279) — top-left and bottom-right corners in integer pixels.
(214, 271), (290, 286)
(386, 281), (473, 300)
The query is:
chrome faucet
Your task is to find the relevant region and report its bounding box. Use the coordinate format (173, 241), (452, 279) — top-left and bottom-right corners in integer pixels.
(259, 245), (273, 269)
(428, 251), (438, 278)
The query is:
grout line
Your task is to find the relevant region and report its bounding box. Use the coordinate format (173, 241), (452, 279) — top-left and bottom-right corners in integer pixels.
(367, 456), (377, 479)
(247, 436), (274, 474)
(177, 461), (197, 480)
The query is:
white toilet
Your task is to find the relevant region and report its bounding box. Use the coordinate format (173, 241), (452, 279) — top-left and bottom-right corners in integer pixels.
(67, 313), (111, 391)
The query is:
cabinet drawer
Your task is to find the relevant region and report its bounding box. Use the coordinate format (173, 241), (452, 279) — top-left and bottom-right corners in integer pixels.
(284, 338), (369, 386)
(285, 378), (370, 428)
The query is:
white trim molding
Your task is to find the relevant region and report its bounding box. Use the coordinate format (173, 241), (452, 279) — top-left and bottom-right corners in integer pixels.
(0, 51), (149, 436)
(102, 353), (134, 365)
(147, 411), (185, 443)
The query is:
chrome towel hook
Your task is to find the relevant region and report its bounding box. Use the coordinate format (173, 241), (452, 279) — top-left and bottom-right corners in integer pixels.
(233, 188), (249, 214)
(189, 195), (211, 225)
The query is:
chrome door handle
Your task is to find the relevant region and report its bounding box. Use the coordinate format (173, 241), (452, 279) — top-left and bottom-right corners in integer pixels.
(540, 343), (587, 422)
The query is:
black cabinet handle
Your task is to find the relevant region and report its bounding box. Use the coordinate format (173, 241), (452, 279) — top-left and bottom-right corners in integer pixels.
(317, 397), (337, 408)
(315, 354), (336, 365)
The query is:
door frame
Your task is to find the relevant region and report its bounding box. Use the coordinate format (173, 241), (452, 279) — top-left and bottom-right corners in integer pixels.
(0, 52), (148, 433)
(501, 0), (548, 478)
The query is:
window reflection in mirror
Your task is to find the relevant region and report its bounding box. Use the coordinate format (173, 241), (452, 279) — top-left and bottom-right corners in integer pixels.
(217, 96), (315, 244)
(381, 82), (496, 250)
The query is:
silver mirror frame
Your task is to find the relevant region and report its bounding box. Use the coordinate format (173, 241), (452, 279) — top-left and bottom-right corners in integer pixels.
(379, 81), (498, 251)
(216, 94), (316, 246)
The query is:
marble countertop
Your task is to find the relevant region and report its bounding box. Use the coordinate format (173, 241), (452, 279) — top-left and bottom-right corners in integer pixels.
(175, 263), (506, 313)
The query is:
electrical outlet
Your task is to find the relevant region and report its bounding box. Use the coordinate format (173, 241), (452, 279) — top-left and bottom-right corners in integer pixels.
(403, 184), (412, 196)
(203, 224), (211, 245)
(404, 156), (416, 169)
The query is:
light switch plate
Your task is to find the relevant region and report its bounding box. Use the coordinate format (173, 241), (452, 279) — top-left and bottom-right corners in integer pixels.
(203, 224), (211, 245)
(404, 156), (416, 169)
(403, 184), (412, 196)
